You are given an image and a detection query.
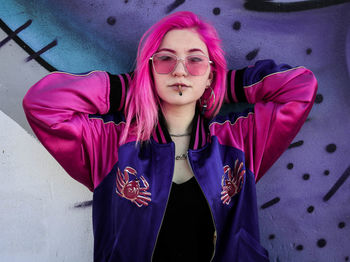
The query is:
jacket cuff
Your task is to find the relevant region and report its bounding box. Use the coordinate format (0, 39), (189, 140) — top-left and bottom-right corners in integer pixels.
(107, 72), (131, 113)
(226, 68), (248, 103)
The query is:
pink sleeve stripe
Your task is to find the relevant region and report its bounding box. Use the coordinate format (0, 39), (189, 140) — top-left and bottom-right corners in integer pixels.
(193, 114), (201, 150)
(224, 72), (229, 103)
(224, 70), (238, 103)
(117, 74), (126, 111)
(230, 70), (238, 103)
(126, 73), (131, 87)
(157, 120), (167, 144)
(201, 117), (206, 148)
(152, 129), (159, 143)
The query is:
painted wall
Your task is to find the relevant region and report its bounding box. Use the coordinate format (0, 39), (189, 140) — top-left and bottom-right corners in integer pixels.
(0, 0), (349, 261)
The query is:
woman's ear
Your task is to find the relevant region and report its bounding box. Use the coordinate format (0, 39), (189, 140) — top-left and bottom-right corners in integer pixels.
(206, 71), (214, 88)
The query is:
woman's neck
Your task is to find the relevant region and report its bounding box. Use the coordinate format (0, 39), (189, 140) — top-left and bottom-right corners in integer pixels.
(162, 103), (196, 135)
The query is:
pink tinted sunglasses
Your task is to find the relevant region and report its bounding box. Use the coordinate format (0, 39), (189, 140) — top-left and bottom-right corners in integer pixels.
(150, 52), (213, 76)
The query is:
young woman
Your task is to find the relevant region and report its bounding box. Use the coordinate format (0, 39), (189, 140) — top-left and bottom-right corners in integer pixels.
(23, 11), (317, 262)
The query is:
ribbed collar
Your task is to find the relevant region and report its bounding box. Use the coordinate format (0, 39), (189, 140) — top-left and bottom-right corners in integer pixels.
(151, 107), (209, 150)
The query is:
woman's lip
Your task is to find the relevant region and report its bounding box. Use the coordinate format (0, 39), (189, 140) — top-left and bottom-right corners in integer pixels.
(169, 84), (190, 87)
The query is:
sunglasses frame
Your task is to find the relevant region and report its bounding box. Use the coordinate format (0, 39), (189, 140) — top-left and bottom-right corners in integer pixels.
(150, 52), (213, 76)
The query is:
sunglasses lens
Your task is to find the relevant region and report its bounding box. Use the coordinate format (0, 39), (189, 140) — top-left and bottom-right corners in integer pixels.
(152, 53), (210, 76)
(152, 53), (177, 74)
(186, 55), (209, 76)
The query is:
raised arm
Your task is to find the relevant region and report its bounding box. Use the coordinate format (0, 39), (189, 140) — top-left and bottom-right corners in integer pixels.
(22, 71), (132, 191)
(214, 60), (317, 182)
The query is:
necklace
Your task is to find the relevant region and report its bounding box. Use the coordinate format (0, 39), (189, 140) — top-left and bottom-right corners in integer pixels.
(175, 152), (188, 160)
(169, 133), (191, 137)
(170, 130), (191, 160)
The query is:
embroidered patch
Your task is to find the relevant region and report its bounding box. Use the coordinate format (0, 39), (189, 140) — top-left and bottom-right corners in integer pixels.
(116, 166), (151, 207)
(221, 159), (245, 205)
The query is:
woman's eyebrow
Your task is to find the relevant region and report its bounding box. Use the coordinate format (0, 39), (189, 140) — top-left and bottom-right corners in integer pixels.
(157, 48), (176, 53)
(188, 48), (205, 54)
(157, 48), (205, 54)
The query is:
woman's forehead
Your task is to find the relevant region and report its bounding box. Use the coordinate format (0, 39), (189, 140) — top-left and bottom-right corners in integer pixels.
(159, 29), (209, 55)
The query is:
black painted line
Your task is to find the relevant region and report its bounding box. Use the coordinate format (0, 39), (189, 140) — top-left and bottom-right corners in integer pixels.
(244, 0), (350, 12)
(166, 0), (186, 14)
(26, 39), (57, 62)
(246, 48), (259, 61)
(74, 200), (93, 208)
(261, 197), (280, 209)
(288, 140), (304, 149)
(0, 19), (32, 48)
(323, 166), (350, 202)
(0, 19), (57, 72)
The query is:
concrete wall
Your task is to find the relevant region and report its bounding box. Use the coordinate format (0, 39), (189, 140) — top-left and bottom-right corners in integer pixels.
(0, 0), (349, 261)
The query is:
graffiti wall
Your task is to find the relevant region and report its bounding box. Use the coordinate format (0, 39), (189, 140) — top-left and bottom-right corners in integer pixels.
(0, 0), (349, 261)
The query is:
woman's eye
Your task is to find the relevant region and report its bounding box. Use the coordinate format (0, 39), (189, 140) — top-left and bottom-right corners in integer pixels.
(188, 56), (203, 63)
(158, 55), (174, 61)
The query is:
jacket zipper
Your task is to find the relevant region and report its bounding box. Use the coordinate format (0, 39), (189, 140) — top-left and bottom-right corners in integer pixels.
(186, 152), (217, 262)
(150, 148), (175, 262)
(150, 149), (217, 261)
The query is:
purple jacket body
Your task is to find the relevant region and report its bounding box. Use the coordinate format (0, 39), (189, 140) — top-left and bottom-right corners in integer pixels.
(23, 60), (317, 262)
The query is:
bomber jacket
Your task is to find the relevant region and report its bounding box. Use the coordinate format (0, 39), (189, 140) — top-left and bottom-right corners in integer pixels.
(23, 60), (317, 262)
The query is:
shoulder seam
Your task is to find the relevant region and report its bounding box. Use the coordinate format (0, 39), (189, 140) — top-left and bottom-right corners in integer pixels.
(209, 112), (254, 128)
(88, 116), (126, 127)
(244, 66), (305, 89)
(49, 70), (105, 77)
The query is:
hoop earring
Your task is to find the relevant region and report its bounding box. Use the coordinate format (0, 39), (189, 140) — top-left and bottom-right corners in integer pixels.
(199, 86), (215, 115)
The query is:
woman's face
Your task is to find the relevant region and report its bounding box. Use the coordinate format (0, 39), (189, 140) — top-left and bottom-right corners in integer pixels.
(152, 28), (213, 109)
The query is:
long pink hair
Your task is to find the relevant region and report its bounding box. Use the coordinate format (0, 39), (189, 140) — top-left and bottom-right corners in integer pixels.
(122, 11), (227, 143)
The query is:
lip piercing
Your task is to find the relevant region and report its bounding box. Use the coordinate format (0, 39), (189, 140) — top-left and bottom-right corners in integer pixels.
(178, 85), (183, 96)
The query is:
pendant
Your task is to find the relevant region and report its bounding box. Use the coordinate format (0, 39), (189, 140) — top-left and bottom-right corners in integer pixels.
(175, 153), (187, 160)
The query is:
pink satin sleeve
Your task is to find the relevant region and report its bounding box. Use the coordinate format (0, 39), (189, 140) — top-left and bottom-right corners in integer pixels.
(244, 67), (317, 181)
(213, 65), (317, 182)
(22, 71), (122, 191)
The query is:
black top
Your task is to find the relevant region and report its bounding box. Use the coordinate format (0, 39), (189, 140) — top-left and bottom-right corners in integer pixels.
(152, 176), (215, 262)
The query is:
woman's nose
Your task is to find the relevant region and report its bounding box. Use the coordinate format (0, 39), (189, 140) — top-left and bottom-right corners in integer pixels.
(172, 59), (188, 76)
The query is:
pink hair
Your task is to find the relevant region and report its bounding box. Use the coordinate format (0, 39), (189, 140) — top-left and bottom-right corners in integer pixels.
(122, 11), (227, 143)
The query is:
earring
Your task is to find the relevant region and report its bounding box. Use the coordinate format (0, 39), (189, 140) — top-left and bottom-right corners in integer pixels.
(199, 86), (215, 114)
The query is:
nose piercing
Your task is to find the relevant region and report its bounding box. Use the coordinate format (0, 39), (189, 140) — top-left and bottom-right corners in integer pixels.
(178, 85), (183, 96)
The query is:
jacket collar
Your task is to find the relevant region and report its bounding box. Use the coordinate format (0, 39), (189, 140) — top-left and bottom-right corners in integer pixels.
(151, 107), (209, 150)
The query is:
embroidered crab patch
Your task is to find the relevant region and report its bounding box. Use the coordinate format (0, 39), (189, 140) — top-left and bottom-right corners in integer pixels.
(116, 166), (152, 207)
(221, 159), (245, 205)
